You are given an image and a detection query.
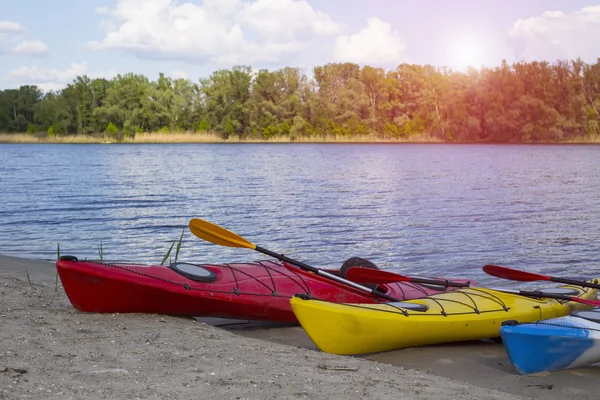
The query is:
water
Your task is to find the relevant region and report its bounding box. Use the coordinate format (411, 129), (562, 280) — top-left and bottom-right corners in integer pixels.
(2, 143), (600, 288)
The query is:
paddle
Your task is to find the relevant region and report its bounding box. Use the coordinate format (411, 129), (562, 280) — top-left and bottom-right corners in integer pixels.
(494, 288), (600, 307)
(344, 266), (600, 307)
(188, 218), (400, 302)
(345, 267), (471, 288)
(483, 265), (600, 290)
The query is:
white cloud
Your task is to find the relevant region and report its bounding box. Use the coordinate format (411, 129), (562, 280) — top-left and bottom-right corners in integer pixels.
(0, 21), (24, 33)
(0, 20), (24, 43)
(333, 17), (405, 65)
(4, 62), (87, 91)
(236, 0), (339, 42)
(11, 40), (50, 57)
(509, 6), (600, 62)
(87, 0), (339, 65)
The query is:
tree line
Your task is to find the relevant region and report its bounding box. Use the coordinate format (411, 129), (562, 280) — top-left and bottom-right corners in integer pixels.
(1, 59), (600, 142)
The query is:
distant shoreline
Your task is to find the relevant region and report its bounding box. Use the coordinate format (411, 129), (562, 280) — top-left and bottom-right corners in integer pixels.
(2, 132), (600, 144)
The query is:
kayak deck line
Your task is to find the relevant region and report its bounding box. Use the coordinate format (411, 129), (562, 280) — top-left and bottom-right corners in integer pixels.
(297, 287), (514, 317)
(103, 260), (314, 297)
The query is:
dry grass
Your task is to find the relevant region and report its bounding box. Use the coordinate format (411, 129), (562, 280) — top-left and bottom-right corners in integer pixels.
(2, 131), (600, 144)
(0, 131), (447, 144)
(0, 133), (44, 143)
(0, 133), (107, 143)
(123, 131), (225, 143)
(560, 134), (600, 143)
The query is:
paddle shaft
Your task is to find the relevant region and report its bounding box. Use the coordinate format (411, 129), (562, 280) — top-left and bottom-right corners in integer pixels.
(547, 276), (600, 290)
(345, 267), (471, 288)
(255, 246), (400, 301)
(491, 288), (600, 307)
(483, 265), (600, 290)
(402, 276), (470, 287)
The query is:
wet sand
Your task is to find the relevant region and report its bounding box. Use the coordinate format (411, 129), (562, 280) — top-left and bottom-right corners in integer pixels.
(1, 254), (597, 399)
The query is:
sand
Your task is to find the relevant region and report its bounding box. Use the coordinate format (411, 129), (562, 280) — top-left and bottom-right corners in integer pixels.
(0, 254), (596, 400)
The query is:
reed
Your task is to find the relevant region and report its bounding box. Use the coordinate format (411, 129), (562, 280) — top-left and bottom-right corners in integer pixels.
(0, 133), (43, 143)
(117, 131), (449, 143)
(123, 132), (224, 143)
(561, 134), (600, 143)
(97, 240), (104, 261)
(0, 133), (106, 143)
(160, 242), (175, 266)
(160, 229), (185, 265)
(4, 131), (600, 144)
(174, 229), (184, 261)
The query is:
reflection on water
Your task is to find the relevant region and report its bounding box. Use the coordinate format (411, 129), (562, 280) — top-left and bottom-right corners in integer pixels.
(1, 143), (600, 288)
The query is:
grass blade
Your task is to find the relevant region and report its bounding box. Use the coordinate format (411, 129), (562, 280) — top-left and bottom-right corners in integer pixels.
(161, 242), (175, 266)
(174, 229), (184, 262)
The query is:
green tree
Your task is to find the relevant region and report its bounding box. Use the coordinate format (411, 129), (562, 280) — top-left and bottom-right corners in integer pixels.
(200, 66), (253, 138)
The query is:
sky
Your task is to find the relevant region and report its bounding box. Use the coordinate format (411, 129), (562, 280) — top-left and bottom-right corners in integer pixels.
(1, 0), (600, 90)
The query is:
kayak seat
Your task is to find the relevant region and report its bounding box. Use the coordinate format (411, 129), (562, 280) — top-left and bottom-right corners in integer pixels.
(339, 257), (380, 291)
(169, 262), (217, 282)
(571, 309), (600, 323)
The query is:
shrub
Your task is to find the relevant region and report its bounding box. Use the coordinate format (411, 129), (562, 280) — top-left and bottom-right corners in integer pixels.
(106, 122), (118, 137)
(197, 118), (211, 132)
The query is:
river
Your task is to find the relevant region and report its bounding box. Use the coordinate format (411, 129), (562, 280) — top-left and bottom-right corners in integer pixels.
(2, 143), (599, 287)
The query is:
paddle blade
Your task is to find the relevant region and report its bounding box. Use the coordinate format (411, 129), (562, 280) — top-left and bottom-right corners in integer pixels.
(483, 265), (550, 282)
(189, 218), (256, 249)
(345, 267), (410, 284)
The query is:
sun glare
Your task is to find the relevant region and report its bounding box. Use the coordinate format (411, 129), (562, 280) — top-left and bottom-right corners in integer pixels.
(447, 36), (487, 71)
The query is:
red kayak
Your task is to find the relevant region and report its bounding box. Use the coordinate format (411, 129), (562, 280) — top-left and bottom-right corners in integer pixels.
(57, 256), (469, 323)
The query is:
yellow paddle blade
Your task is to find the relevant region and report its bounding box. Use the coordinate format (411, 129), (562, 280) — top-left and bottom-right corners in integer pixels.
(189, 218), (256, 249)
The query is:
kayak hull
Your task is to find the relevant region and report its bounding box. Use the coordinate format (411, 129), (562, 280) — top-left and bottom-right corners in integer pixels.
(290, 283), (599, 355)
(500, 310), (600, 374)
(56, 257), (466, 323)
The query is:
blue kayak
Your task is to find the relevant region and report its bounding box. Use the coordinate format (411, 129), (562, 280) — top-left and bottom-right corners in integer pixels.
(500, 308), (600, 374)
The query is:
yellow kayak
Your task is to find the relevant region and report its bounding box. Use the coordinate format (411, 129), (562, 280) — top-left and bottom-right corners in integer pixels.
(290, 282), (600, 355)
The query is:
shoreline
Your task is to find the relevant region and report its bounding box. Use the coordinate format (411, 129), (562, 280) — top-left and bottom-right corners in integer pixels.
(2, 254), (598, 399)
(2, 132), (600, 145)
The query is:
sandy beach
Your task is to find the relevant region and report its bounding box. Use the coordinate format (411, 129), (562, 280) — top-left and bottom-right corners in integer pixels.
(1, 255), (598, 400)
